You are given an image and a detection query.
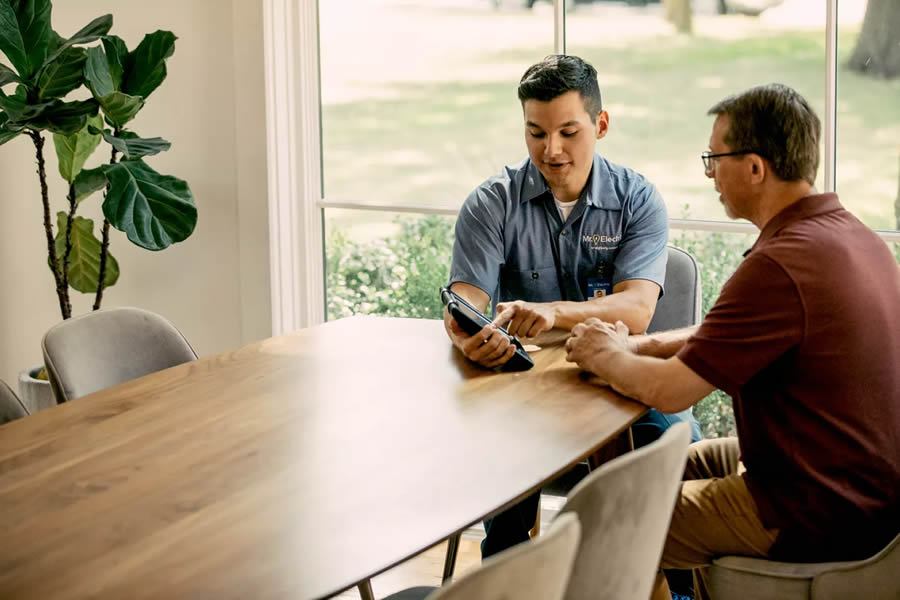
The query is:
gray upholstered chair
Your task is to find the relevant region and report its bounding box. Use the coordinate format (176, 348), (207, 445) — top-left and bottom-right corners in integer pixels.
(382, 511), (581, 600)
(709, 530), (900, 600)
(560, 420), (692, 600)
(0, 378), (29, 424)
(647, 245), (702, 334)
(41, 307), (197, 403)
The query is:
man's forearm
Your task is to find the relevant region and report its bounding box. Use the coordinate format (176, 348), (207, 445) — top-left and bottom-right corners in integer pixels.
(630, 325), (699, 358)
(550, 292), (653, 333)
(603, 350), (712, 414)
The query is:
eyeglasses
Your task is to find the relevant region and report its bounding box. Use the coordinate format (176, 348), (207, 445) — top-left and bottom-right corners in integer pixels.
(701, 150), (755, 174)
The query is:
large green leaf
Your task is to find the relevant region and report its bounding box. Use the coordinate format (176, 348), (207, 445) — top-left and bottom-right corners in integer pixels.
(53, 112), (101, 181)
(72, 164), (108, 203)
(101, 35), (126, 90)
(0, 62), (21, 86)
(51, 212), (119, 293)
(0, 84), (29, 118)
(39, 14), (111, 71)
(122, 30), (175, 99)
(96, 90), (142, 127)
(83, 44), (113, 97)
(0, 1), (28, 77)
(97, 128), (169, 159)
(36, 45), (85, 100)
(0, 111), (20, 144)
(0, 0), (53, 79)
(84, 43), (143, 126)
(20, 97), (98, 135)
(103, 159), (196, 251)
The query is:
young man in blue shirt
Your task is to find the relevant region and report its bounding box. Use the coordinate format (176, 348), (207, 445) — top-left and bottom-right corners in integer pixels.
(444, 54), (701, 559)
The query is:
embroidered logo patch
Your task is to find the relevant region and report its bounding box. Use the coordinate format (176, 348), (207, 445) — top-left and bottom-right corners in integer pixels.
(582, 233), (621, 251)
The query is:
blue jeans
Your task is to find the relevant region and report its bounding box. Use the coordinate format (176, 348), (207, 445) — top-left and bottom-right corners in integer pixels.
(481, 407), (702, 559)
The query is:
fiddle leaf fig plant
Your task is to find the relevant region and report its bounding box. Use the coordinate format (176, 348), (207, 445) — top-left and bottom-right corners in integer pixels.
(0, 0), (197, 321)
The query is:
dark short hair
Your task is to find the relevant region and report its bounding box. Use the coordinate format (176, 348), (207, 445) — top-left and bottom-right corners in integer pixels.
(708, 83), (820, 184)
(518, 55), (603, 122)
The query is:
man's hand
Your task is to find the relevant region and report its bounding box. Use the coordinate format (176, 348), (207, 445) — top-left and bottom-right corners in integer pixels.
(565, 318), (635, 378)
(492, 300), (556, 338)
(447, 316), (517, 368)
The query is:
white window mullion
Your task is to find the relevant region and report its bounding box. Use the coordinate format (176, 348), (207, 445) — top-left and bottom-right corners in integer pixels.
(554, 0), (565, 55)
(824, 0), (838, 193)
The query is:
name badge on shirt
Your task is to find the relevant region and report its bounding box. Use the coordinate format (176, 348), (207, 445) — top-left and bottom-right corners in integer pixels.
(587, 278), (612, 298)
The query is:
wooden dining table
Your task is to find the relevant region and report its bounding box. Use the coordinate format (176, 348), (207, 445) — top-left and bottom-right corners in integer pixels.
(0, 316), (646, 600)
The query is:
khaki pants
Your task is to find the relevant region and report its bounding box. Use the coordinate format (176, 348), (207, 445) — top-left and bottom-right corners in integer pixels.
(651, 438), (780, 600)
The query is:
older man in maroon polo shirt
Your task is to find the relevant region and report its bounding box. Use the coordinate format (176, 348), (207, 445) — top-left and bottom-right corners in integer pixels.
(565, 83), (900, 600)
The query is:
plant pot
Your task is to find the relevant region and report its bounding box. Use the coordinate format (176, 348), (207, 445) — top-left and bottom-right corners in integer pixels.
(18, 366), (57, 414)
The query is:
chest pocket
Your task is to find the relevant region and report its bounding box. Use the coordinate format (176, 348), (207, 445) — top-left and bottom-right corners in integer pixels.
(499, 265), (559, 304)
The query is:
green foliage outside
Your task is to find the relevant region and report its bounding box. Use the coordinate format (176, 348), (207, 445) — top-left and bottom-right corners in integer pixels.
(670, 228), (752, 438)
(327, 215), (455, 321)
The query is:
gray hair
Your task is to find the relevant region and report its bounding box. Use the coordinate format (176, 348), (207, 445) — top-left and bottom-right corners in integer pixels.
(708, 83), (820, 185)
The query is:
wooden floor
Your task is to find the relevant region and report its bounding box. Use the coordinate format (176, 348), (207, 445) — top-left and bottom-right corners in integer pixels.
(333, 536), (484, 599)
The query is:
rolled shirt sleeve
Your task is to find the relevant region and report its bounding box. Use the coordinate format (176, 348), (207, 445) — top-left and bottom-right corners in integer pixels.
(612, 182), (668, 295)
(449, 184), (506, 301)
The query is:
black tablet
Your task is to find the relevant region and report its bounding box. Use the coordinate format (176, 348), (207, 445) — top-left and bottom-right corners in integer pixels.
(440, 287), (534, 371)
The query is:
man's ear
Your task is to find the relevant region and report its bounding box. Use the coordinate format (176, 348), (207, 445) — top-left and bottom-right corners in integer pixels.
(748, 154), (766, 184)
(595, 110), (609, 140)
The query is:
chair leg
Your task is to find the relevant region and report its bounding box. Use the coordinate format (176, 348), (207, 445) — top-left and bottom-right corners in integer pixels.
(529, 495), (542, 538)
(442, 532), (462, 584)
(357, 579), (374, 600)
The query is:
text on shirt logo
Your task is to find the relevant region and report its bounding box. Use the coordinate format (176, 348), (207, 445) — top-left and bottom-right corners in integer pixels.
(582, 233), (621, 251)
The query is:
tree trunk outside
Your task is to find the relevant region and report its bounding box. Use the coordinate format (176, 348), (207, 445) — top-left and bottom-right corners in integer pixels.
(847, 0), (900, 79)
(664, 0), (692, 33)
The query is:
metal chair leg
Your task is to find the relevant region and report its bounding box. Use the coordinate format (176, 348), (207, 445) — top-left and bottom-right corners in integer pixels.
(529, 495), (542, 538)
(442, 532), (462, 584)
(357, 579), (374, 600)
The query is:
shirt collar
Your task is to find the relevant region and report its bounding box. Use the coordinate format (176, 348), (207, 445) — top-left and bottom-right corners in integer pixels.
(520, 154), (621, 210)
(746, 193), (843, 255)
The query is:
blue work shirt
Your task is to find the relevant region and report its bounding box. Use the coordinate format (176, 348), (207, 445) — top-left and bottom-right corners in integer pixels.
(450, 154), (669, 312)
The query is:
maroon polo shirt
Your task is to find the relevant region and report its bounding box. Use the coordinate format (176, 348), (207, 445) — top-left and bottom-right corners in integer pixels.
(678, 193), (900, 561)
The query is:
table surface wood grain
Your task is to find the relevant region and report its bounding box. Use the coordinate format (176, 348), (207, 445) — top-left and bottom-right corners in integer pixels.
(0, 316), (645, 600)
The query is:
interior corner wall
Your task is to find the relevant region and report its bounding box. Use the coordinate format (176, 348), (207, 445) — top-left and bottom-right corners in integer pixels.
(233, 0), (273, 344)
(0, 0), (270, 389)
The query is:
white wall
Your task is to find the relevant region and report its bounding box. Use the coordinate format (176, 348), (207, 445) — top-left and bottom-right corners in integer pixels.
(0, 0), (271, 388)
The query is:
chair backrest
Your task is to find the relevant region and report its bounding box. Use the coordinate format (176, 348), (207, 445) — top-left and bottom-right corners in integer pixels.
(0, 378), (29, 424)
(42, 307), (197, 403)
(812, 531), (900, 600)
(428, 512), (581, 600)
(559, 421), (692, 600)
(647, 246), (702, 334)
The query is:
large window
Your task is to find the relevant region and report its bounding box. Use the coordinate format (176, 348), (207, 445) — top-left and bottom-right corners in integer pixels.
(314, 0), (900, 437)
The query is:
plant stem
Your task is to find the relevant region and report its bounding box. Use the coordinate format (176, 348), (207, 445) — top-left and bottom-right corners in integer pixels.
(93, 219), (111, 311)
(62, 183), (77, 317)
(30, 130), (70, 320)
(94, 137), (120, 310)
